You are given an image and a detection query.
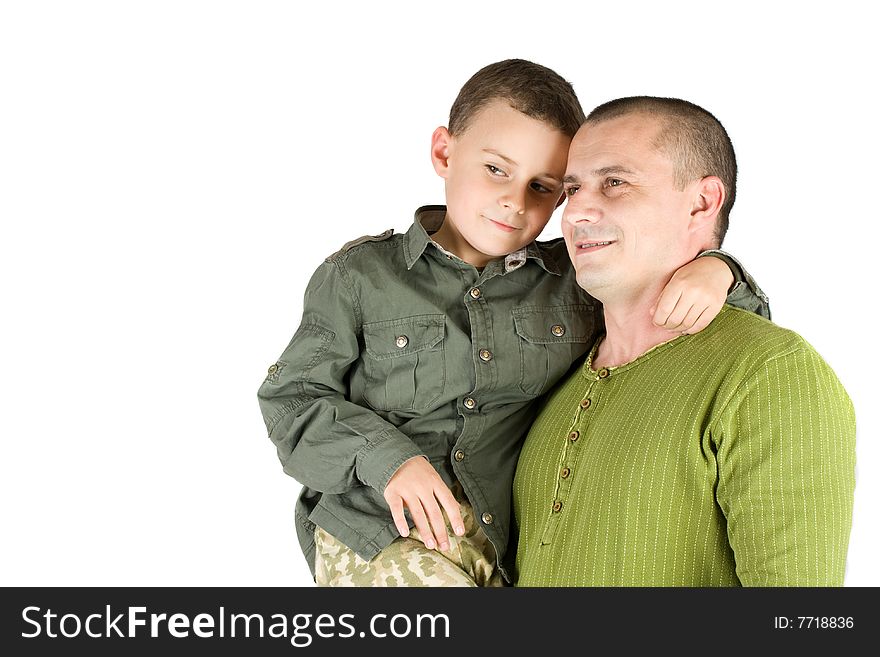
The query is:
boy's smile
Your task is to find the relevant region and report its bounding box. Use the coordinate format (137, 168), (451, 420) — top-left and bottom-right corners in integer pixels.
(484, 216), (519, 232)
(430, 100), (571, 268)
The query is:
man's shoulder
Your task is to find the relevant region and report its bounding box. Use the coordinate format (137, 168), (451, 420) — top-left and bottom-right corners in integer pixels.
(717, 305), (798, 337)
(704, 307), (852, 427)
(707, 306), (827, 371)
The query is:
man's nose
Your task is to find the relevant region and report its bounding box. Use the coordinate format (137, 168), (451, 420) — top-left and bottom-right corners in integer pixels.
(562, 193), (602, 225)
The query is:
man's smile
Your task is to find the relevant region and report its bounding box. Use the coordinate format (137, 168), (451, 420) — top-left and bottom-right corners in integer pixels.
(575, 239), (616, 252)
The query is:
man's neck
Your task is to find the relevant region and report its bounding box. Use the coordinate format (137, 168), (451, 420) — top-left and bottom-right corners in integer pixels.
(593, 285), (685, 369)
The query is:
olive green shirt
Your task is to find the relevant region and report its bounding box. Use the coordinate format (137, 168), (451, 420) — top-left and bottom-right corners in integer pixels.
(514, 306), (855, 586)
(257, 206), (770, 581)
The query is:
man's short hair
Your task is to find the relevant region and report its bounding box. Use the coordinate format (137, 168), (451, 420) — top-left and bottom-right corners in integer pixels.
(449, 59), (586, 139)
(586, 97), (737, 246)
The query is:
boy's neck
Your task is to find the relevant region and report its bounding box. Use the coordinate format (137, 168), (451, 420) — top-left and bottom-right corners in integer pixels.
(430, 215), (494, 269)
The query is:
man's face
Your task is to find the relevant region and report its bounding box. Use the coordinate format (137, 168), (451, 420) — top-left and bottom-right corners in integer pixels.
(435, 100), (571, 267)
(561, 114), (696, 301)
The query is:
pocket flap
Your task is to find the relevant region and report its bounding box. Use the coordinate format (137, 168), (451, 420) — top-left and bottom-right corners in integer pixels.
(363, 314), (446, 359)
(512, 304), (595, 344)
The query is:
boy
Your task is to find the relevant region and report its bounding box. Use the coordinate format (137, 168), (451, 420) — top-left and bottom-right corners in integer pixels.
(257, 60), (769, 586)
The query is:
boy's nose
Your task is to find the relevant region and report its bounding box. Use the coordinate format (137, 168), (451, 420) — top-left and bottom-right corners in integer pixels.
(499, 187), (526, 215)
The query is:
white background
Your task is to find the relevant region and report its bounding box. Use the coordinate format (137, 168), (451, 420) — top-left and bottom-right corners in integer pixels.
(2, 1), (877, 586)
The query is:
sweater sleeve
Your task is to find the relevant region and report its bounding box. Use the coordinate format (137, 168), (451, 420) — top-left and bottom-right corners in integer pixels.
(712, 343), (856, 586)
(257, 259), (425, 494)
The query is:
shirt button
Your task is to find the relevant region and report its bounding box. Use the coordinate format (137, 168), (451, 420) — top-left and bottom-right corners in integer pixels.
(479, 349), (493, 362)
(395, 335), (409, 348)
(454, 449), (465, 462)
(552, 500), (563, 513)
(463, 397), (476, 410)
(267, 364), (278, 375)
(598, 368), (610, 379)
(579, 398), (592, 410)
(469, 287), (482, 299)
(560, 467), (571, 479)
(568, 430), (580, 442)
(481, 512), (494, 525)
(551, 324), (566, 337)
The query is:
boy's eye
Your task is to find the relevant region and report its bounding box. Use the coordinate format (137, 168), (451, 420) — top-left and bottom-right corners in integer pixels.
(531, 181), (554, 194)
(485, 164), (507, 177)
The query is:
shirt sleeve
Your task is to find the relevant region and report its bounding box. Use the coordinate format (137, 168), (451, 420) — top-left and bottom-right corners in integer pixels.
(257, 258), (425, 495)
(698, 249), (772, 320)
(711, 344), (856, 586)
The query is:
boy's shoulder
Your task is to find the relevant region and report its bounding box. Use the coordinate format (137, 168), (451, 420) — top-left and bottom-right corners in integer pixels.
(325, 228), (398, 263)
(535, 235), (567, 252)
(533, 236), (575, 273)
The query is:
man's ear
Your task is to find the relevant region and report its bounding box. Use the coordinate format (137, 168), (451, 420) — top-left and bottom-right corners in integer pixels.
(431, 126), (453, 178)
(689, 176), (725, 234)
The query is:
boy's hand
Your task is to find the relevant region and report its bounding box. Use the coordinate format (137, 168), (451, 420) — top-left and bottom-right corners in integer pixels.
(651, 256), (734, 335)
(383, 456), (466, 551)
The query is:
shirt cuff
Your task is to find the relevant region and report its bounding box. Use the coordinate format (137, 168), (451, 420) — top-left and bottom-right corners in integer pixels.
(356, 428), (427, 493)
(696, 249), (744, 293)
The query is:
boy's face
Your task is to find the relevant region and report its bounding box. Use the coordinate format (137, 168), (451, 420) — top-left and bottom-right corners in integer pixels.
(431, 100), (571, 268)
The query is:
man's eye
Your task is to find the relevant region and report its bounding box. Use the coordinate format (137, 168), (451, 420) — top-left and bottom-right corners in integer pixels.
(565, 186), (579, 197)
(486, 164), (506, 176)
(606, 178), (624, 188)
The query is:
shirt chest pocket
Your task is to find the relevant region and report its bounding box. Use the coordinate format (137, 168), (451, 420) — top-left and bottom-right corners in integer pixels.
(360, 314), (447, 411)
(512, 304), (596, 397)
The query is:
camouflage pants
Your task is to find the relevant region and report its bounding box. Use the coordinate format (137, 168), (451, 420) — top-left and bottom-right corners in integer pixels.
(314, 482), (506, 587)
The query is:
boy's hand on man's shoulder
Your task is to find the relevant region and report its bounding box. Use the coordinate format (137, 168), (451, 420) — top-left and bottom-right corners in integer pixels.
(383, 456), (466, 552)
(651, 255), (734, 335)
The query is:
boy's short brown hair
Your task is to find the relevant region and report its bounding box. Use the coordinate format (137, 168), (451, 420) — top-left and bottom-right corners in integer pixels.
(448, 59), (585, 139)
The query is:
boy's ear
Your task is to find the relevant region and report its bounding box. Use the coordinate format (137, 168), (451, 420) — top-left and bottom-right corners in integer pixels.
(689, 175), (725, 235)
(431, 126), (453, 178)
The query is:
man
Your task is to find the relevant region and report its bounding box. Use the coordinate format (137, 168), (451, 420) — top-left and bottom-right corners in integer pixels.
(513, 97), (856, 586)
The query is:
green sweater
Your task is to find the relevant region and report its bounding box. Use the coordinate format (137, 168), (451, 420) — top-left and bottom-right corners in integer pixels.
(513, 306), (856, 586)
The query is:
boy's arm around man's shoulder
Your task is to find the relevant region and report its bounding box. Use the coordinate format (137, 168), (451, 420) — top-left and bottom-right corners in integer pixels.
(257, 257), (424, 495)
(699, 249), (771, 319)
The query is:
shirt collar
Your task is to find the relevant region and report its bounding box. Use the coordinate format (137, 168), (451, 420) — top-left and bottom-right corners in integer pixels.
(403, 205), (561, 275)
(403, 205), (444, 269)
